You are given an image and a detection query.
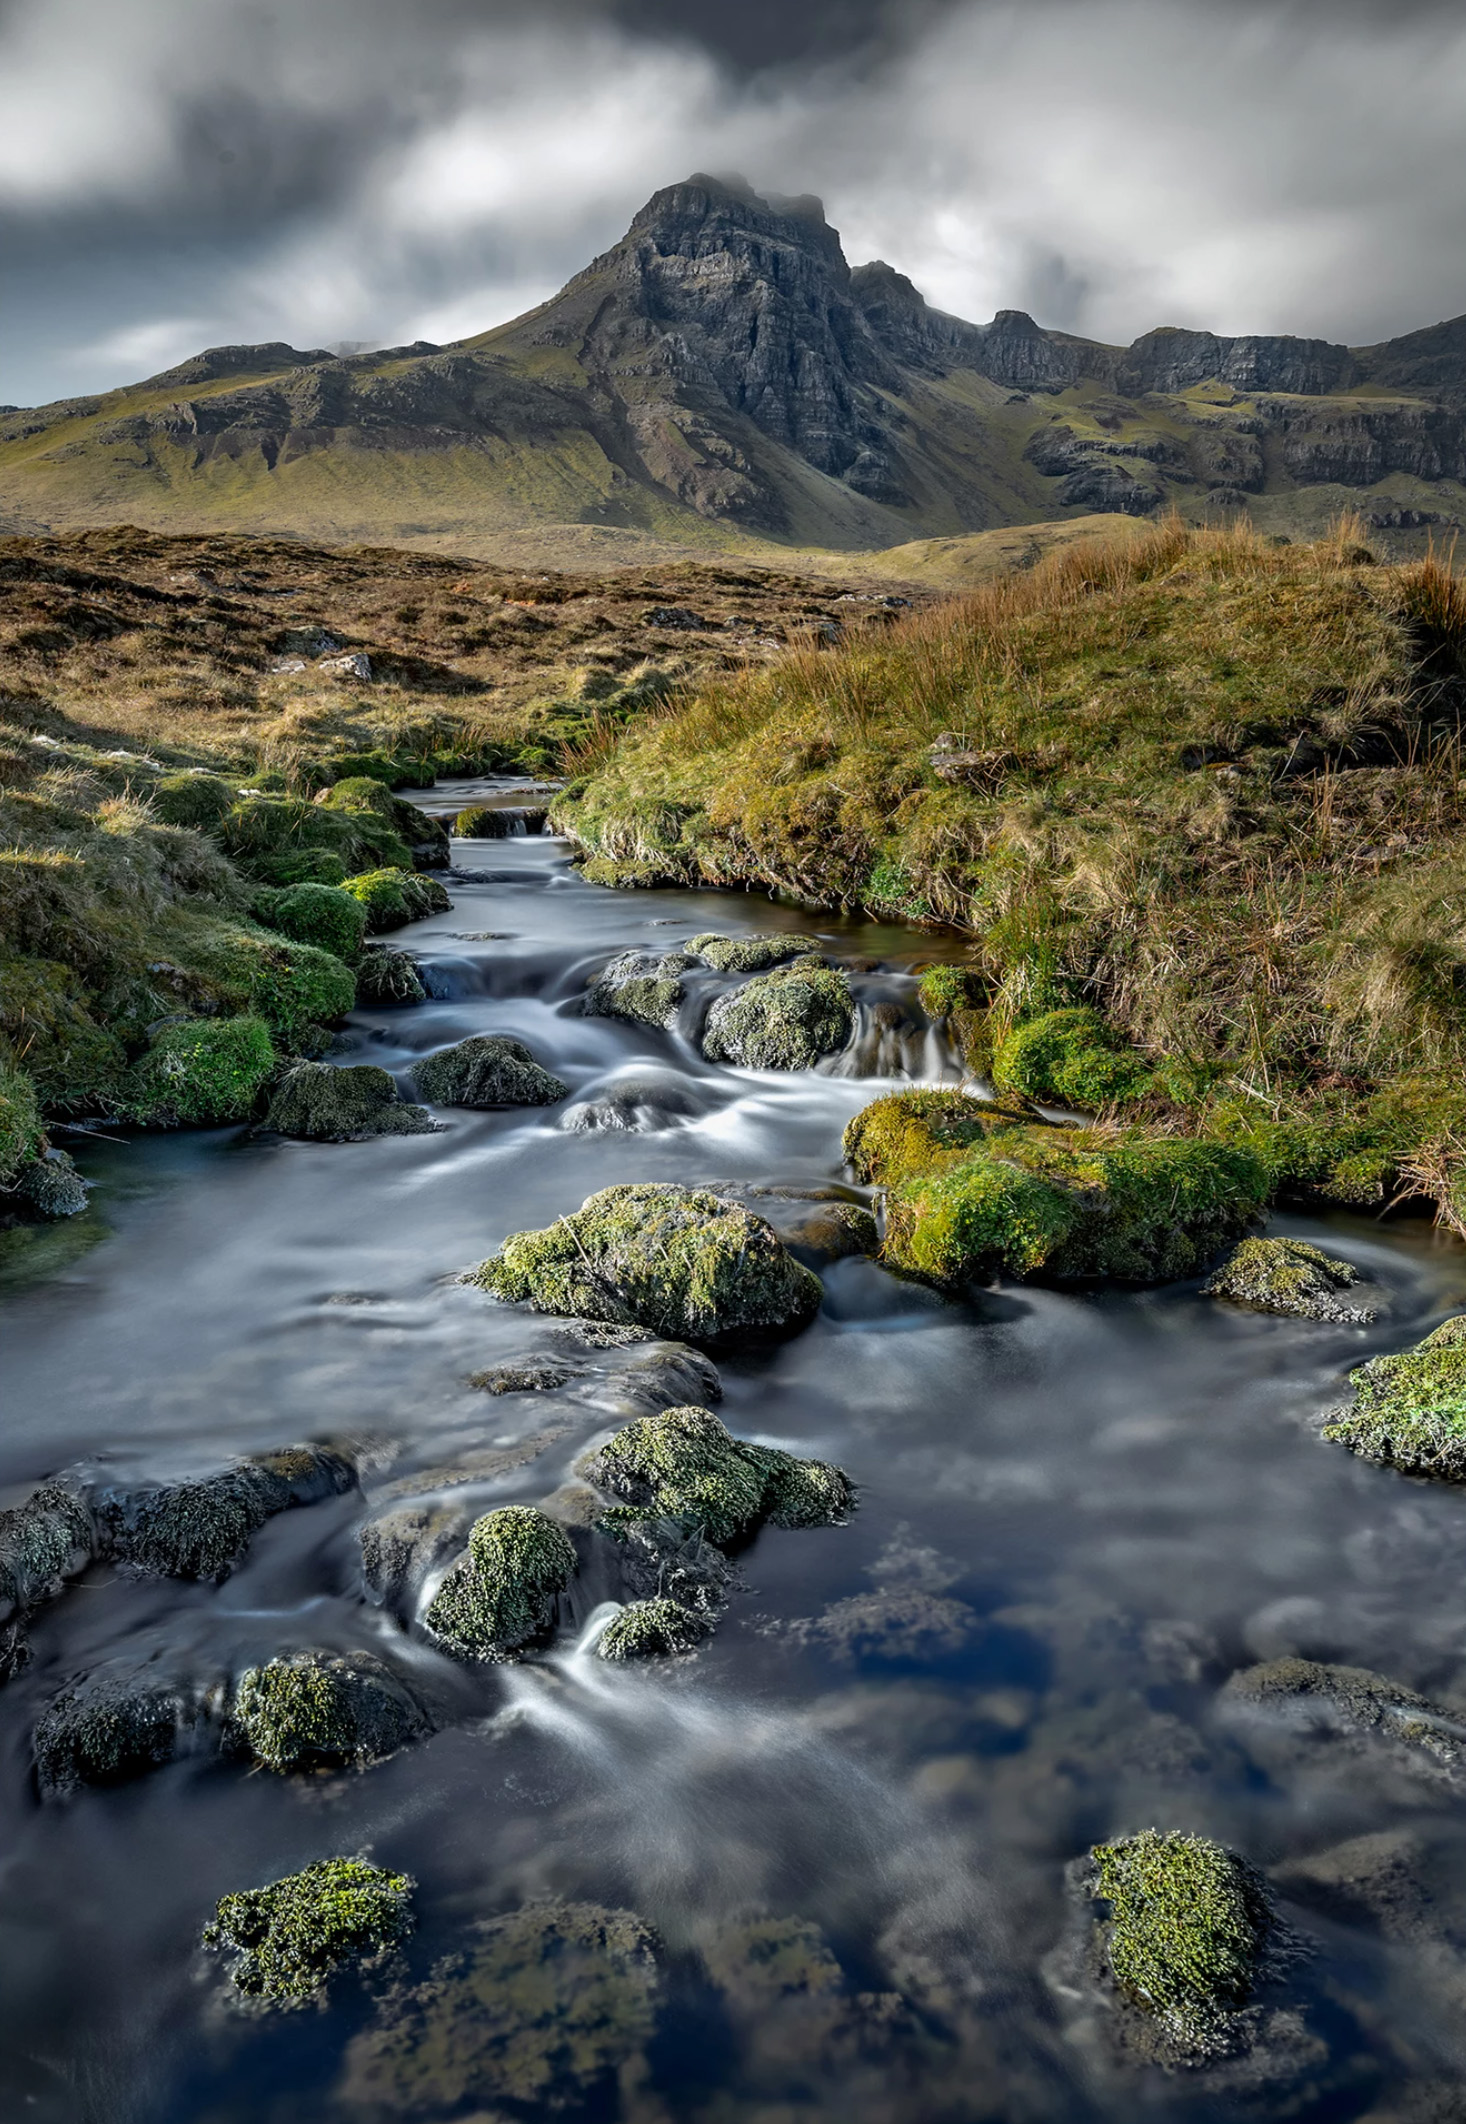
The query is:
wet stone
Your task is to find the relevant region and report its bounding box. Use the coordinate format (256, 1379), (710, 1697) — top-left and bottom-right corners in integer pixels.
(34, 1658), (209, 1796)
(89, 1443), (356, 1582)
(686, 932), (822, 974)
(204, 1857), (416, 2008)
(1220, 1657), (1466, 1785)
(601, 1512), (736, 1617)
(355, 945), (427, 1007)
(264, 1062), (438, 1142)
(580, 1403), (853, 1548)
(469, 1359), (583, 1395)
(233, 1650), (428, 1773)
(1203, 1235), (1377, 1322)
(0, 1484), (93, 1620)
(585, 949), (694, 1030)
(425, 1505), (577, 1662)
(410, 1034), (567, 1109)
(359, 1500), (480, 1614)
(597, 1597), (706, 1660)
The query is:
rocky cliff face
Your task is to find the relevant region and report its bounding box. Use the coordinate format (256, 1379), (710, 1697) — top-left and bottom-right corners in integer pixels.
(7, 172), (1466, 552)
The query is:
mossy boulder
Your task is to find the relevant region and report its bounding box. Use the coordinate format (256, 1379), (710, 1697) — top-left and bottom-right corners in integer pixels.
(1324, 1318), (1466, 1478)
(580, 1404), (853, 1548)
(180, 921), (357, 1040)
(264, 1062), (436, 1142)
(248, 847), (349, 888)
(1085, 1830), (1274, 2061)
(410, 1034), (567, 1109)
(234, 1650), (427, 1773)
(204, 1856), (415, 2007)
(319, 778), (449, 868)
(149, 771), (238, 832)
(601, 1513), (736, 1618)
(0, 953), (127, 1111)
(424, 1505), (577, 1662)
(127, 1014), (276, 1126)
(585, 949), (692, 1030)
(597, 1597), (706, 1661)
(342, 1900), (659, 2112)
(34, 1659), (200, 1795)
(687, 932), (820, 974)
(90, 1443), (355, 1581)
(0, 1484), (93, 1619)
(1221, 1657), (1466, 1782)
(355, 946), (426, 1006)
(222, 792), (410, 878)
(702, 964), (854, 1070)
(253, 881), (368, 963)
(1204, 1236), (1375, 1322)
(846, 1092), (1265, 1287)
(917, 965), (985, 1019)
(10, 1148), (89, 1218)
(473, 1182), (823, 1347)
(991, 1007), (1151, 1109)
(344, 868), (452, 934)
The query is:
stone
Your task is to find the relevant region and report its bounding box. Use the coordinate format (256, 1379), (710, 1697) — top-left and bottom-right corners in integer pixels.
(204, 1857), (415, 2006)
(702, 964), (854, 1069)
(472, 1182), (823, 1347)
(318, 651), (372, 681)
(1203, 1236), (1376, 1322)
(34, 1658), (206, 1795)
(359, 1500), (480, 1614)
(579, 1403), (852, 1547)
(686, 932), (821, 973)
(410, 1034), (566, 1109)
(88, 1443), (355, 1581)
(425, 1505), (577, 1662)
(355, 947), (427, 1006)
(1220, 1657), (1466, 1785)
(585, 949), (693, 1030)
(0, 1484), (93, 1620)
(601, 1512), (736, 1616)
(233, 1650), (428, 1772)
(1323, 1318), (1466, 1478)
(560, 1065), (722, 1133)
(12, 1150), (89, 1218)
(264, 1062), (438, 1141)
(596, 1597), (705, 1660)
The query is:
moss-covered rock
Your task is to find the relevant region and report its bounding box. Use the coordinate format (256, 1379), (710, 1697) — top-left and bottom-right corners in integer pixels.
(355, 946), (426, 1006)
(1324, 1318), (1466, 1478)
(1204, 1236), (1375, 1322)
(10, 1148), (90, 1217)
(263, 1061), (436, 1141)
(917, 965), (985, 1019)
(410, 1034), (567, 1109)
(204, 1856), (415, 2007)
(702, 964), (854, 1070)
(234, 1650), (427, 1773)
(0, 953), (128, 1111)
(319, 779), (449, 869)
(248, 847), (349, 888)
(253, 881), (368, 963)
(222, 792), (410, 879)
(991, 1007), (1152, 1109)
(597, 1597), (706, 1660)
(341, 1900), (658, 2112)
(0, 1484), (93, 1618)
(176, 920), (357, 1040)
(687, 932), (820, 973)
(842, 1089), (1036, 1186)
(149, 771), (238, 832)
(1220, 1657), (1466, 1782)
(580, 1404), (852, 1548)
(473, 1182), (823, 1347)
(90, 1443), (355, 1581)
(344, 868), (452, 934)
(127, 1014), (276, 1126)
(424, 1504), (577, 1662)
(585, 949), (692, 1030)
(1086, 1830), (1274, 2060)
(34, 1659), (200, 1795)
(359, 1500), (479, 1615)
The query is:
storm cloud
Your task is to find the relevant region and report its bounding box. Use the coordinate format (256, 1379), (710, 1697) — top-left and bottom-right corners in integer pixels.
(4, 0), (1466, 407)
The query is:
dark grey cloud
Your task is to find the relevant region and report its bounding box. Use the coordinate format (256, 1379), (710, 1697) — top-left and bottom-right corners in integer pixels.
(3, 0), (1465, 408)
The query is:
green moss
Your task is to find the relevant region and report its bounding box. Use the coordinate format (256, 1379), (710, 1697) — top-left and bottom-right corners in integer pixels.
(0, 1484), (93, 1612)
(344, 868), (452, 933)
(204, 1856), (415, 2007)
(234, 1651), (425, 1772)
(246, 848), (349, 887)
(319, 779), (449, 865)
(702, 964), (854, 1070)
(580, 1404), (852, 1547)
(1203, 1235), (1374, 1321)
(586, 950), (692, 1029)
(842, 1088), (1029, 1188)
(92, 1444), (354, 1580)
(425, 1504), (577, 1662)
(688, 932), (820, 974)
(355, 947), (427, 1006)
(253, 881), (367, 963)
(342, 1900), (658, 2111)
(597, 1598), (705, 1660)
(318, 775), (400, 819)
(149, 772), (238, 832)
(1090, 1830), (1270, 2051)
(33, 1661), (190, 1795)
(411, 1035), (567, 1108)
(0, 1062), (46, 1186)
(1324, 1320), (1466, 1478)
(264, 1061), (437, 1141)
(992, 1007), (1152, 1109)
(0, 954), (128, 1112)
(473, 1182), (824, 1347)
(917, 965), (984, 1018)
(126, 1014), (276, 1126)
(177, 920), (356, 1040)
(222, 792), (411, 877)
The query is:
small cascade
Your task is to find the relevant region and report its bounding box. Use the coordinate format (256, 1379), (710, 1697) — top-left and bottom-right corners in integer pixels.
(831, 998), (964, 1082)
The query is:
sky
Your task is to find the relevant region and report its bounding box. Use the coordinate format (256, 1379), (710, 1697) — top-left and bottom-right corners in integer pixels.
(4, 0), (1466, 408)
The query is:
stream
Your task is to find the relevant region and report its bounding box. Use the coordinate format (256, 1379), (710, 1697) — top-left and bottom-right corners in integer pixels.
(4, 807), (1466, 2121)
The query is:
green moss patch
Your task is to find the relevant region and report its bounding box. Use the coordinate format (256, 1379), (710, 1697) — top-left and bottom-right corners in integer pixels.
(473, 1182), (824, 1347)
(687, 932), (820, 973)
(127, 1014), (276, 1126)
(234, 1651), (426, 1772)
(1204, 1235), (1375, 1322)
(702, 964), (854, 1070)
(579, 1403), (852, 1548)
(991, 1007), (1152, 1110)
(0, 954), (127, 1112)
(253, 881), (367, 963)
(0, 1063), (46, 1188)
(1089, 1830), (1272, 2055)
(264, 1062), (436, 1142)
(204, 1856), (415, 2006)
(1324, 1318), (1466, 1478)
(411, 1034), (567, 1108)
(344, 868), (452, 933)
(425, 1504), (577, 1662)
(597, 1597), (706, 1660)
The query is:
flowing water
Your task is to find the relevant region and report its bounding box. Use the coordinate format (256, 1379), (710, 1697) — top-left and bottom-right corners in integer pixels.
(4, 809), (1466, 2122)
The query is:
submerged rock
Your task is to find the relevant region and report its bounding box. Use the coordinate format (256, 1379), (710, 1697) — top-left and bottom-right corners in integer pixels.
(585, 949), (693, 1030)
(597, 1338), (724, 1415)
(425, 1505), (577, 1662)
(411, 1033), (567, 1109)
(1079, 1829), (1276, 2064)
(472, 1182), (823, 1348)
(0, 1484), (93, 1619)
(602, 1512), (736, 1616)
(560, 1065), (721, 1133)
(342, 1900), (659, 2112)
(470, 1359), (583, 1395)
(580, 1404), (853, 1548)
(1323, 1317), (1466, 1478)
(702, 964), (854, 1070)
(264, 1062), (438, 1141)
(355, 946), (427, 1007)
(1220, 1657), (1466, 1784)
(359, 1500), (480, 1614)
(686, 932), (821, 974)
(1203, 1236), (1376, 1321)
(204, 1856), (416, 2007)
(712, 1185), (878, 1262)
(234, 1651), (427, 1773)
(34, 1658), (207, 1795)
(597, 1597), (707, 1660)
(90, 1443), (356, 1581)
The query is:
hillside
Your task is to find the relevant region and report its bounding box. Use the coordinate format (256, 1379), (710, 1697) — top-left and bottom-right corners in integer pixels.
(5, 176), (1466, 562)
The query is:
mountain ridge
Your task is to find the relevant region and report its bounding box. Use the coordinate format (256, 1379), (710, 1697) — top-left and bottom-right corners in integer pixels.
(6, 172), (1466, 560)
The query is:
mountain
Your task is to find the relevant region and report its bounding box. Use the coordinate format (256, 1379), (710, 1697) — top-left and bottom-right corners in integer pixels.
(5, 173), (1466, 561)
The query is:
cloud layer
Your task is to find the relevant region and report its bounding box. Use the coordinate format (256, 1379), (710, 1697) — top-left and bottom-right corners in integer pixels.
(4, 0), (1465, 407)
